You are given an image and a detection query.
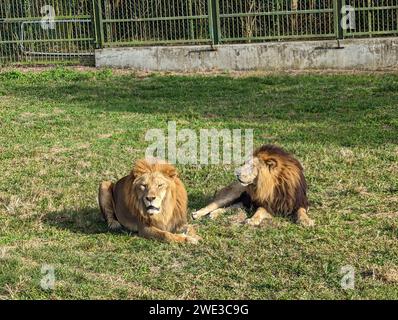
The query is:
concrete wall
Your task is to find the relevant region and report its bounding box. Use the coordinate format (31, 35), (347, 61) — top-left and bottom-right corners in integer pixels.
(95, 37), (398, 71)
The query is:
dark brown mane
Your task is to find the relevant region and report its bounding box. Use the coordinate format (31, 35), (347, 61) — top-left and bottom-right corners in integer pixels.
(249, 144), (308, 216)
(253, 144), (304, 171)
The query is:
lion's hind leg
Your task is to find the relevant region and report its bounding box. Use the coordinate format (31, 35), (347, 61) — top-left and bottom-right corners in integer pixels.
(98, 181), (122, 230)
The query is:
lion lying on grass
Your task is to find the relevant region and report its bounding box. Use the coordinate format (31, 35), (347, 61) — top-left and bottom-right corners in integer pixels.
(192, 144), (314, 227)
(98, 158), (201, 244)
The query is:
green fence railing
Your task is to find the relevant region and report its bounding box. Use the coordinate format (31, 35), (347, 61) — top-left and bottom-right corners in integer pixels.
(1, 0), (398, 66)
(0, 0), (94, 66)
(98, 0), (398, 46)
(218, 0), (337, 42)
(343, 0), (398, 37)
(97, 0), (212, 46)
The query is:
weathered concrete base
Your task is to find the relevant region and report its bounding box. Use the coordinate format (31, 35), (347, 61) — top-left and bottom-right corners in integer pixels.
(96, 38), (398, 71)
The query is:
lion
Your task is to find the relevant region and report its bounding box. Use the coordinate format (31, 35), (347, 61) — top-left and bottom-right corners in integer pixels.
(192, 144), (314, 227)
(98, 158), (201, 243)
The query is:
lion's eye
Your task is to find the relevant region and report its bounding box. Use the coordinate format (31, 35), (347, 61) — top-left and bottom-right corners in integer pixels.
(158, 184), (164, 188)
(140, 184), (146, 190)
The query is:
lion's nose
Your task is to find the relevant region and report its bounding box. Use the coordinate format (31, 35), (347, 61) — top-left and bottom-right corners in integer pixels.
(146, 196), (156, 202)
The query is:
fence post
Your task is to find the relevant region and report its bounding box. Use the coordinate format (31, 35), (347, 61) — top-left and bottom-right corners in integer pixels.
(209, 0), (221, 45)
(93, 0), (104, 48)
(334, 0), (344, 39)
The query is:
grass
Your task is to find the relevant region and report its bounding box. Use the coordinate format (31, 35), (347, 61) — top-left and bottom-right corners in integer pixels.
(0, 68), (397, 299)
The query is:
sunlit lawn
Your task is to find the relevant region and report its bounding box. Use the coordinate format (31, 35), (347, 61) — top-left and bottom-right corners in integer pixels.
(0, 68), (397, 299)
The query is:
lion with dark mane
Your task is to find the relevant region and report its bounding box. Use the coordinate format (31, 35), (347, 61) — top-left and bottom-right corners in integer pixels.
(192, 144), (313, 227)
(99, 158), (201, 243)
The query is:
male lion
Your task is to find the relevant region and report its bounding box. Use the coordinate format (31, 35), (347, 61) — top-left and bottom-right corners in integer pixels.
(192, 145), (314, 227)
(98, 158), (201, 243)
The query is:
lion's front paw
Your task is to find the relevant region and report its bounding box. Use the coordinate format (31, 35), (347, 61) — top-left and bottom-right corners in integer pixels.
(244, 218), (261, 226)
(191, 208), (209, 220)
(209, 208), (226, 220)
(185, 235), (201, 245)
(181, 225), (200, 238)
(297, 217), (315, 227)
(108, 220), (122, 231)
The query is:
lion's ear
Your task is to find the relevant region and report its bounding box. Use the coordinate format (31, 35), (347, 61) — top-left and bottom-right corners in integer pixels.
(265, 158), (277, 170)
(162, 164), (178, 179)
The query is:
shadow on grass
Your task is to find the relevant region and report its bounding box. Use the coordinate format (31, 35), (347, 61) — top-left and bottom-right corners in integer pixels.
(43, 194), (211, 235)
(187, 191), (213, 212)
(44, 207), (109, 235)
(6, 74), (398, 147)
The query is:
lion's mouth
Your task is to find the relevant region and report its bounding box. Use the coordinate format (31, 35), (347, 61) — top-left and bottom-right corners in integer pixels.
(146, 205), (160, 215)
(237, 177), (250, 187)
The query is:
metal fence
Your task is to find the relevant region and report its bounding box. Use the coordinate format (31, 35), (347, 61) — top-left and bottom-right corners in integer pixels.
(97, 0), (398, 45)
(0, 0), (94, 66)
(344, 0), (398, 37)
(1, 0), (398, 66)
(218, 0), (337, 42)
(96, 0), (212, 46)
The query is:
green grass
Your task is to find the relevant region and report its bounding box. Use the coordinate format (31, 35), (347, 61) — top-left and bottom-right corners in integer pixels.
(0, 68), (397, 299)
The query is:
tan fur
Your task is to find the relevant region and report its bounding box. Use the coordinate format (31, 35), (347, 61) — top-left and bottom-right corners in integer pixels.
(99, 159), (201, 243)
(192, 145), (314, 227)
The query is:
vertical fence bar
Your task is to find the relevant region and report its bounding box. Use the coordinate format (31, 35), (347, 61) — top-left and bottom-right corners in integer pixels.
(367, 0), (373, 37)
(334, 0), (343, 39)
(208, 0), (220, 44)
(277, 0), (281, 40)
(188, 0), (194, 40)
(93, 0), (104, 48)
(215, 0), (221, 43)
(208, 0), (213, 44)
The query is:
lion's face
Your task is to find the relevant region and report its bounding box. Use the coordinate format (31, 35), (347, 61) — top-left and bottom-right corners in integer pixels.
(133, 172), (171, 215)
(235, 157), (259, 186)
(235, 156), (278, 186)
